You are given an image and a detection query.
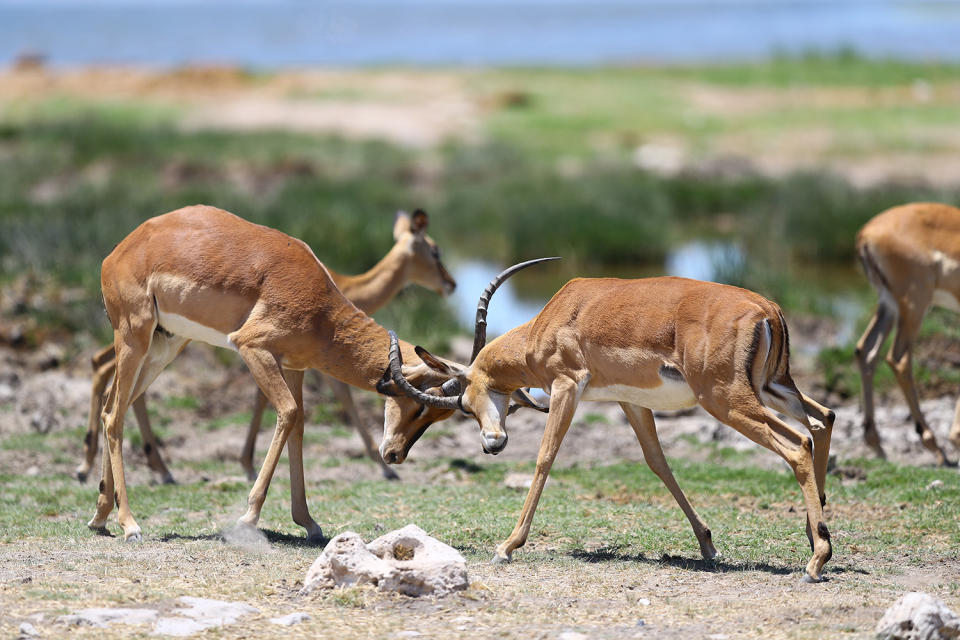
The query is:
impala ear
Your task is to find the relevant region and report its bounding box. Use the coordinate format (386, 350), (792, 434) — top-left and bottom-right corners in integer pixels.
(507, 388), (549, 414)
(411, 209), (429, 233)
(414, 345), (451, 374)
(393, 210), (412, 241)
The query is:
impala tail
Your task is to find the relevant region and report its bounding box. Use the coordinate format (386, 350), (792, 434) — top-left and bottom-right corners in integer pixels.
(748, 311), (805, 419)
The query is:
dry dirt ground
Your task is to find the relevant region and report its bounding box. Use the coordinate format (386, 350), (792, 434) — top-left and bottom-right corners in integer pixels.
(1, 339), (959, 639)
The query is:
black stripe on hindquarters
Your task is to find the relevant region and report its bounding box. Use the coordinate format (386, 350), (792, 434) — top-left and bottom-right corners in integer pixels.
(744, 321), (764, 392)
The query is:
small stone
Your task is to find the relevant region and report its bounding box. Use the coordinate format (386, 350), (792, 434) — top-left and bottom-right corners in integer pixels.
(925, 480), (944, 491)
(504, 472), (536, 490)
(876, 591), (960, 640)
(269, 612), (311, 626)
(18, 622), (38, 637)
(558, 632), (588, 640)
(25, 466), (40, 477)
(708, 635), (730, 640)
(637, 597), (650, 606)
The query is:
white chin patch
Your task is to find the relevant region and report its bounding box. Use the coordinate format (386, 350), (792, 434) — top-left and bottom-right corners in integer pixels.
(156, 310), (236, 351)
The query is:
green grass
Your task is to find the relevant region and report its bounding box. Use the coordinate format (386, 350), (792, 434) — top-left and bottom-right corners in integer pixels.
(1, 453), (955, 570)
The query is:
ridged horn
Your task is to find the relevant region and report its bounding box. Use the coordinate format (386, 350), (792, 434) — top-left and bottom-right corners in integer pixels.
(387, 331), (460, 410)
(470, 257), (561, 363)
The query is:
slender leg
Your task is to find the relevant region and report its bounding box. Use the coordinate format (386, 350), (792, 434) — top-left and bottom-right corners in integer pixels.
(240, 389), (269, 482)
(886, 310), (951, 466)
(797, 390), (835, 506)
(130, 396), (175, 485)
(329, 377), (399, 481)
(235, 346), (305, 533)
(855, 301), (895, 458)
(620, 402), (718, 560)
(283, 369), (324, 541)
(77, 353), (116, 483)
(94, 321), (155, 542)
(494, 376), (581, 563)
(88, 378), (117, 532)
(702, 397), (832, 582)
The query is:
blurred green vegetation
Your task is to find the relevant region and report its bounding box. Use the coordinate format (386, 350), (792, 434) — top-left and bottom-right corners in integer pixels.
(2, 55), (959, 382)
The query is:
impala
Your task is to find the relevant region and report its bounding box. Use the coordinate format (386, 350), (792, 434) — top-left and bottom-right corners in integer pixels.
(77, 209), (455, 485)
(89, 204), (492, 543)
(855, 202), (960, 465)
(380, 273), (836, 582)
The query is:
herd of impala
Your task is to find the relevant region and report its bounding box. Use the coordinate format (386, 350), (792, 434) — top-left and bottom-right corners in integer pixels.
(75, 200), (960, 584)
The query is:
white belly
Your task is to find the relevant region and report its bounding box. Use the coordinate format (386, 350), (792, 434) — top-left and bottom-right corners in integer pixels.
(156, 310), (235, 351)
(581, 379), (697, 411)
(932, 289), (960, 313)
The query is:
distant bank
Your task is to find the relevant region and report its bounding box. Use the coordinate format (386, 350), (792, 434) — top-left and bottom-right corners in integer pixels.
(3, 0), (960, 68)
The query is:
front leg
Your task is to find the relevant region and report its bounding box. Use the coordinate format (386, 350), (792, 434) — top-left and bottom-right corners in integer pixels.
(494, 375), (583, 563)
(283, 369), (324, 542)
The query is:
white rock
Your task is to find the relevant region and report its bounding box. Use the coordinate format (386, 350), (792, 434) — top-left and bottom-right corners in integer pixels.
(926, 480), (944, 491)
(18, 622), (38, 637)
(302, 531), (395, 592)
(558, 632), (588, 640)
(302, 524), (468, 597)
(366, 524), (469, 597)
(876, 592), (960, 640)
(269, 612), (311, 626)
(152, 597), (258, 637)
(60, 607), (159, 628)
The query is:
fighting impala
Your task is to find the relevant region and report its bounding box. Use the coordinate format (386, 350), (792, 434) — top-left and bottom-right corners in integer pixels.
(380, 272), (836, 582)
(77, 209), (455, 484)
(855, 202), (960, 465)
(89, 205), (488, 543)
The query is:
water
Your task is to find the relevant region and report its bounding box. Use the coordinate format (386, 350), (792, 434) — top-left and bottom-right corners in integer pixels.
(4, 1), (960, 68)
(450, 240), (750, 336)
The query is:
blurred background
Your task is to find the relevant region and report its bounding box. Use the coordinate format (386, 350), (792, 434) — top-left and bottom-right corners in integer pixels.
(3, 0), (960, 403)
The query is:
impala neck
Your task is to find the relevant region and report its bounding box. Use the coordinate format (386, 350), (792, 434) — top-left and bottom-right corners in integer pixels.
(305, 303), (412, 392)
(473, 324), (536, 392)
(329, 242), (413, 314)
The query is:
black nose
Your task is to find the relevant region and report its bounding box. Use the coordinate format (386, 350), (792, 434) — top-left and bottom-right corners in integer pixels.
(384, 451), (398, 464)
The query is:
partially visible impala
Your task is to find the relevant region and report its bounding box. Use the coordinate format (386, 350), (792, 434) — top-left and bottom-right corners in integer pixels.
(77, 210), (455, 484)
(379, 272), (836, 582)
(855, 202), (960, 465)
(89, 205), (490, 543)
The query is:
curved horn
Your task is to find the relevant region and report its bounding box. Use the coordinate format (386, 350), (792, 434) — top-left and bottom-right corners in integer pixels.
(388, 331), (460, 410)
(470, 257), (561, 363)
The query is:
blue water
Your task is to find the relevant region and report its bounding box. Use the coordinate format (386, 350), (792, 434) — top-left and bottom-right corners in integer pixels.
(3, 1), (960, 68)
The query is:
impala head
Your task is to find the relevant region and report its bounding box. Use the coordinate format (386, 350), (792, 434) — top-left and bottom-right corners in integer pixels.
(378, 258), (558, 463)
(394, 209), (457, 297)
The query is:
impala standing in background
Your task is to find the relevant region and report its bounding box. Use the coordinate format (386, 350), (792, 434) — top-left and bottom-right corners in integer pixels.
(89, 205), (489, 543)
(380, 273), (836, 583)
(77, 210), (455, 484)
(855, 202), (960, 465)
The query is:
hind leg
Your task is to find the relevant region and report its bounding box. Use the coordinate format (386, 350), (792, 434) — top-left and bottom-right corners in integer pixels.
(855, 300), (896, 458)
(77, 350), (116, 483)
(621, 403), (717, 560)
(762, 378), (835, 507)
(886, 307), (951, 465)
(127, 334), (189, 485)
(702, 396), (832, 582)
(90, 323), (153, 542)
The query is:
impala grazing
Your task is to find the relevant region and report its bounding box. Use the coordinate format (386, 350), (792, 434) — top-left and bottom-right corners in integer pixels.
(77, 209), (455, 485)
(380, 272), (836, 583)
(90, 205), (475, 543)
(855, 202), (960, 465)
